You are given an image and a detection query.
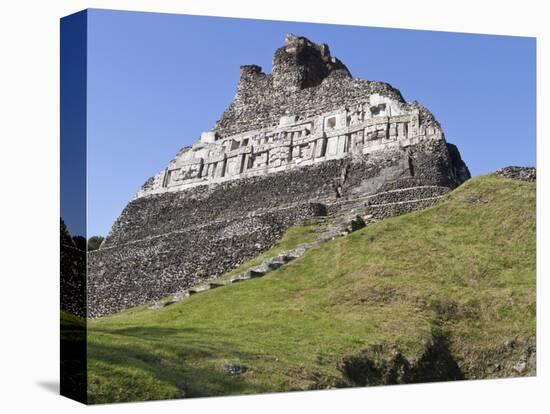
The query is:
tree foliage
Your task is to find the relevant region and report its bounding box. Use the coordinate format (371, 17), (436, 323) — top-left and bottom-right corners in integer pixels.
(87, 236), (105, 251)
(72, 236), (87, 251)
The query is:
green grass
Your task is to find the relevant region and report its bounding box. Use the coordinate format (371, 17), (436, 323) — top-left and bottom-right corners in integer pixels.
(61, 310), (85, 330)
(87, 174), (536, 403)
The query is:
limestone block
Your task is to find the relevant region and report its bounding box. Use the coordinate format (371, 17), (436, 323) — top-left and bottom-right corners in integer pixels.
(270, 145), (290, 165)
(204, 162), (215, 177)
(337, 135), (347, 154)
(251, 152), (269, 169)
(302, 142), (315, 159)
(225, 155), (242, 176)
(398, 122), (408, 138)
(351, 131), (364, 154)
(164, 168), (176, 185)
(369, 93), (402, 117)
(323, 113), (345, 132)
(279, 114), (298, 126)
(409, 116), (419, 137)
(326, 136), (339, 156)
(215, 161), (227, 178)
(226, 139), (240, 151)
(348, 105), (364, 126)
(177, 161), (204, 180)
(200, 131), (217, 143)
(314, 137), (327, 157)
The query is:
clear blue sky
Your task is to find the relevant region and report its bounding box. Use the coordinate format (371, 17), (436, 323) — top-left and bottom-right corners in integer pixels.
(61, 10), (87, 238)
(84, 8), (535, 237)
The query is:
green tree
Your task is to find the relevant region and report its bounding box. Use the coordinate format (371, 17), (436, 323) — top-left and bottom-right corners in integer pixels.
(72, 236), (87, 251)
(87, 236), (105, 251)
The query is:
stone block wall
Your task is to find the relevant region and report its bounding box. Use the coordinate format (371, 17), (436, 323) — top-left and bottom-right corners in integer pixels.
(103, 158), (345, 247)
(88, 203), (325, 317)
(90, 142), (468, 316)
(60, 219), (86, 318)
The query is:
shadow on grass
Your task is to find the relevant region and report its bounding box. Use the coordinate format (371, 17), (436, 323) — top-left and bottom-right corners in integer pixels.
(88, 325), (267, 403)
(60, 312), (87, 403)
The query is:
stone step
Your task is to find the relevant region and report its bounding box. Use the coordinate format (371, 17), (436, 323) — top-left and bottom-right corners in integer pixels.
(230, 273), (251, 283)
(247, 268), (266, 278)
(173, 291), (190, 302)
(188, 285), (211, 295)
(266, 260), (285, 270)
(151, 242), (318, 306)
(283, 252), (301, 260)
(316, 230), (343, 241)
(276, 253), (296, 263)
(289, 244), (312, 256)
(163, 300), (177, 307)
(148, 236), (336, 308)
(209, 280), (230, 289)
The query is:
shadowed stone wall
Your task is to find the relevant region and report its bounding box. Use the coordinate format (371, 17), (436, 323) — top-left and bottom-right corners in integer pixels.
(61, 219), (86, 318)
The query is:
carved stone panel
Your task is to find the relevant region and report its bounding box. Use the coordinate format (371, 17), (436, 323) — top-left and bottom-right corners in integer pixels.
(326, 136), (339, 156)
(214, 159), (226, 178)
(270, 146), (290, 166)
(226, 155), (243, 176)
(366, 124), (388, 141)
(398, 122), (408, 138)
(337, 135), (347, 154)
(251, 151), (269, 169)
(389, 123), (398, 138)
(314, 137), (327, 158)
(165, 169), (179, 186)
(348, 104), (364, 126)
(351, 130), (364, 154)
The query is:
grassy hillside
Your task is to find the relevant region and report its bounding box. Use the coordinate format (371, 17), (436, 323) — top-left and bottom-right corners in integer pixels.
(87, 174), (536, 403)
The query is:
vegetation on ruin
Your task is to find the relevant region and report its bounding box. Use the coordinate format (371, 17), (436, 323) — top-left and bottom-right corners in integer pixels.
(87, 174), (536, 403)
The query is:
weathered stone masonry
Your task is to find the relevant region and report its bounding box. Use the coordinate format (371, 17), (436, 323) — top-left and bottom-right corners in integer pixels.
(88, 34), (470, 317)
(495, 166), (536, 182)
(60, 219), (86, 319)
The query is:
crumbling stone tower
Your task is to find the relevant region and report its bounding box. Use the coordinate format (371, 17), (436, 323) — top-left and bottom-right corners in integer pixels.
(272, 34), (351, 91)
(88, 34), (470, 317)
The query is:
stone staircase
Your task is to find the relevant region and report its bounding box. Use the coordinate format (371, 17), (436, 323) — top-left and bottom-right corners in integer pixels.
(149, 213), (372, 310)
(148, 243), (315, 309)
(148, 185), (449, 310)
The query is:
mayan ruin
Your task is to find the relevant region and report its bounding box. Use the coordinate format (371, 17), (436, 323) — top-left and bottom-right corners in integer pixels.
(88, 34), (471, 317)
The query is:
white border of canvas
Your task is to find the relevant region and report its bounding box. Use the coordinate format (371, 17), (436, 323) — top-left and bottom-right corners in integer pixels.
(0, 1), (546, 413)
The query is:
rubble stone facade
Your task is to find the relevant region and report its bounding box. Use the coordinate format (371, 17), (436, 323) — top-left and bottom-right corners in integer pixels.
(495, 166), (536, 182)
(60, 219), (86, 318)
